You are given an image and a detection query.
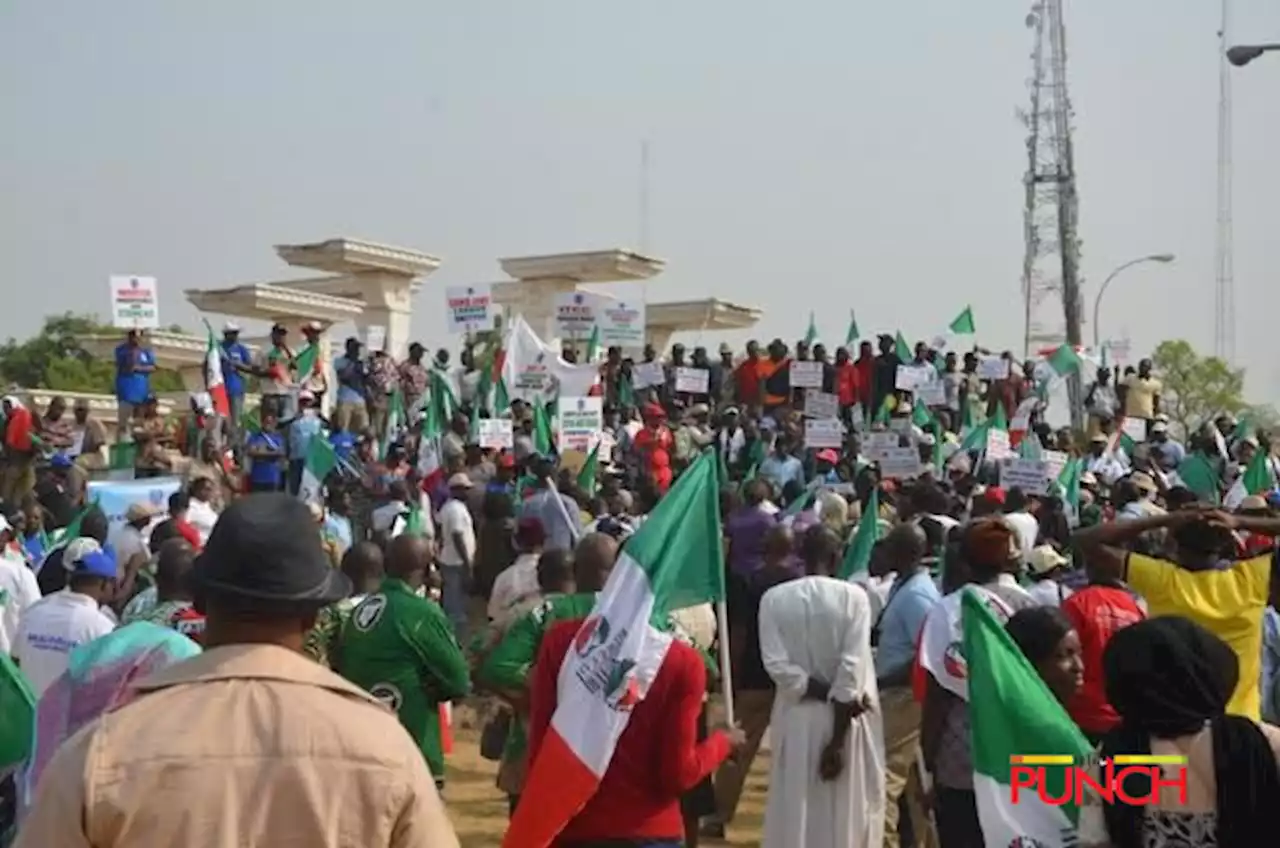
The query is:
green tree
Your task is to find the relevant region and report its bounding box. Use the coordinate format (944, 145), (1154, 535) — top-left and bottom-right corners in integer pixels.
(0, 313), (184, 394)
(1150, 339), (1246, 437)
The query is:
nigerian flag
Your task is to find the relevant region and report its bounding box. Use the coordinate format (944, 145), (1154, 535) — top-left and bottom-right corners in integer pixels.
(504, 449), (725, 846)
(300, 436), (337, 505)
(963, 590), (1092, 847)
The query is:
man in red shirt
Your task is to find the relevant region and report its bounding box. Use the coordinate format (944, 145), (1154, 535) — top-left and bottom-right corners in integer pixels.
(526, 618), (743, 846)
(833, 347), (860, 414)
(155, 492), (203, 551)
(1060, 577), (1145, 742)
(734, 341), (763, 412)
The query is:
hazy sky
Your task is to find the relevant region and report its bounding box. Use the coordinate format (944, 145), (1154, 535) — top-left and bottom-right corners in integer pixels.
(2, 1), (1277, 397)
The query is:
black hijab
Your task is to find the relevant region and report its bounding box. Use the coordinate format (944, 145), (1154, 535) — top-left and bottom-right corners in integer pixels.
(1100, 616), (1280, 848)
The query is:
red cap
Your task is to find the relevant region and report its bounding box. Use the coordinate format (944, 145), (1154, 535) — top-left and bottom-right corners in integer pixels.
(983, 486), (1007, 505)
(643, 403), (666, 420)
(497, 452), (516, 469)
(816, 449), (840, 464)
(515, 517), (546, 548)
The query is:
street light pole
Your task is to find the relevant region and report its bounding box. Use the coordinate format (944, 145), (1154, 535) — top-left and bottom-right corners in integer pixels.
(1227, 43), (1280, 66)
(1091, 254), (1176, 350)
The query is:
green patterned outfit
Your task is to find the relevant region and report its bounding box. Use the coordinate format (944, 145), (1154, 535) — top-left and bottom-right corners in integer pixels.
(338, 579), (471, 781)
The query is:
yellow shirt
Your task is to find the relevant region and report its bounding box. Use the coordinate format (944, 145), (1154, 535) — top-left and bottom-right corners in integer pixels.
(1122, 374), (1162, 419)
(1126, 553), (1270, 720)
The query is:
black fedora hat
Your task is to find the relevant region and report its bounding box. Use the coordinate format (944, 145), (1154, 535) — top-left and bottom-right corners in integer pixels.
(193, 493), (350, 607)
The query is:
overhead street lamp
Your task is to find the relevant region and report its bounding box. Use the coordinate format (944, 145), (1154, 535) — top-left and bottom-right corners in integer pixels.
(1227, 44), (1280, 67)
(1091, 254), (1176, 350)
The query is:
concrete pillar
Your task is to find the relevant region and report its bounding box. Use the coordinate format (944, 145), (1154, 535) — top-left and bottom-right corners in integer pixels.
(347, 271), (416, 360)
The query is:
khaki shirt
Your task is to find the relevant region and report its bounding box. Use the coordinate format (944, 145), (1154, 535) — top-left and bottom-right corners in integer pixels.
(16, 644), (459, 848)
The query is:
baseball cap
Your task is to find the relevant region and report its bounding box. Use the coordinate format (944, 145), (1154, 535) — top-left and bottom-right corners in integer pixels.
(192, 493), (350, 607)
(73, 550), (118, 581)
(62, 538), (103, 571)
(223, 321), (241, 333)
(816, 449), (840, 464)
(448, 473), (474, 489)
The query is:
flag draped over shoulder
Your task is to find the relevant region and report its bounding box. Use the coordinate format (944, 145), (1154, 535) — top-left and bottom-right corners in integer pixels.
(917, 585), (1016, 700)
(963, 591), (1093, 847)
(503, 450), (725, 848)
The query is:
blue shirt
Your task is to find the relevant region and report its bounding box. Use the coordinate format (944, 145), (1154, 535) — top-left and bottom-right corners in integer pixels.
(332, 356), (366, 404)
(873, 570), (942, 679)
(114, 344), (155, 405)
(519, 488), (583, 552)
(246, 432), (285, 486)
(759, 454), (805, 491)
(289, 413), (324, 461)
(220, 341), (252, 398)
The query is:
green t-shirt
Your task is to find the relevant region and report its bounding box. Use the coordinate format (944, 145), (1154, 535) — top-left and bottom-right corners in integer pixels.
(337, 578), (471, 779)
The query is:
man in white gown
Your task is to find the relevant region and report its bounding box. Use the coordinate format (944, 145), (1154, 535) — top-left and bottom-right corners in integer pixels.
(758, 524), (886, 848)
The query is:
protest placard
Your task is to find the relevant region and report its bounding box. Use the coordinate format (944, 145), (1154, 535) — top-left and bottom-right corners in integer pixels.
(790, 361), (824, 390)
(553, 291), (599, 339)
(557, 396), (604, 452)
(632, 361), (664, 389)
(804, 418), (844, 449)
(896, 365), (933, 392)
(1001, 457), (1050, 495)
(110, 275), (159, 329)
(445, 285), (492, 334)
(915, 379), (947, 407)
(985, 427), (1014, 460)
(596, 287), (646, 347)
(478, 418), (514, 450)
(804, 390), (839, 420)
(977, 357), (1011, 380)
(863, 431), (902, 462)
(880, 447), (923, 479)
(674, 367), (709, 394)
(364, 325), (387, 353)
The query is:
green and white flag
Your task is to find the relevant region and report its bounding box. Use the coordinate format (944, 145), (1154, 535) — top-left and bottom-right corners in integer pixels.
(299, 436), (337, 505)
(1225, 447), (1275, 508)
(837, 490), (880, 579)
(963, 590), (1093, 848)
(803, 311), (819, 346)
(949, 306), (976, 335)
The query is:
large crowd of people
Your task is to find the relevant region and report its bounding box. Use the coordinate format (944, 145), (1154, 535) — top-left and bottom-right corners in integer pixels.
(1, 320), (1279, 848)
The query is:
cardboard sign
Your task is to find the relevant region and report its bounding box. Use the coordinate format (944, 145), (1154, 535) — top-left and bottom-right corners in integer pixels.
(977, 357), (1011, 381)
(1042, 449), (1069, 482)
(596, 287), (646, 348)
(445, 284), (492, 334)
(109, 275), (159, 329)
(631, 361), (665, 389)
(1001, 457), (1050, 495)
(790, 361), (824, 390)
(863, 431), (902, 462)
(478, 418), (514, 450)
(985, 427), (1014, 460)
(896, 365), (933, 392)
(1122, 417), (1148, 443)
(557, 396), (604, 452)
(804, 390), (839, 420)
(553, 291), (600, 339)
(364, 325), (387, 353)
(880, 446), (923, 479)
(804, 418), (844, 449)
(915, 379), (947, 407)
(674, 367), (709, 394)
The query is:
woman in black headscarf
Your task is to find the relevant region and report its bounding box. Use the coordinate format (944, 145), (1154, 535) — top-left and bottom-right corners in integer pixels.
(1089, 615), (1280, 848)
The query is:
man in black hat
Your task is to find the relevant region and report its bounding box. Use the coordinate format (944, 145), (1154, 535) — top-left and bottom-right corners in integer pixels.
(17, 493), (459, 848)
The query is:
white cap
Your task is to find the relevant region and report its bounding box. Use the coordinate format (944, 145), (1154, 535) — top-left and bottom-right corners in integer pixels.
(448, 472), (474, 489)
(223, 321), (241, 333)
(62, 538), (103, 571)
(1028, 544), (1069, 576)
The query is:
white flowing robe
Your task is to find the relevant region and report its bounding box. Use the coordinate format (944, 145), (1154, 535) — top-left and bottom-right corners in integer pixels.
(758, 575), (885, 848)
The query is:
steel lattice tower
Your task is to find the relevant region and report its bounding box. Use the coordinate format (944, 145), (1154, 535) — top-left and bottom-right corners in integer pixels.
(1214, 0), (1235, 362)
(1019, 0), (1084, 428)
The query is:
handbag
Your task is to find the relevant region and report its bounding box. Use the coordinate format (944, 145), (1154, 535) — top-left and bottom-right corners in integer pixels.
(479, 707), (512, 761)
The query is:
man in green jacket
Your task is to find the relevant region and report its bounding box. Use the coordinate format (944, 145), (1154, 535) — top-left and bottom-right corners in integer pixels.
(476, 532), (619, 814)
(338, 534), (471, 789)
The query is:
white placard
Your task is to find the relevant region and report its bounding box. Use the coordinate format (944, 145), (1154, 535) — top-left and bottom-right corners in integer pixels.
(478, 418), (514, 450)
(915, 379), (947, 407)
(804, 418), (844, 449)
(863, 431), (901, 462)
(1001, 457), (1050, 495)
(445, 284), (493, 334)
(977, 357), (1011, 381)
(889, 417), (915, 436)
(554, 291), (600, 339)
(880, 446), (923, 479)
(896, 365), (933, 391)
(985, 427), (1014, 460)
(790, 361), (824, 390)
(557, 396), (604, 452)
(109, 275), (159, 329)
(364, 325), (387, 353)
(1042, 449), (1069, 482)
(1122, 417), (1148, 442)
(632, 361), (665, 389)
(674, 366), (710, 394)
(804, 390), (839, 420)
(596, 287), (646, 348)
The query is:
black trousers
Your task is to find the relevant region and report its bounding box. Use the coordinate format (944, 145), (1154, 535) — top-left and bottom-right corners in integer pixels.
(935, 787), (984, 848)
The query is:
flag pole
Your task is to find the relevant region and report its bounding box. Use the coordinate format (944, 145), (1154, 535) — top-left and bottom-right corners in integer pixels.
(715, 599), (736, 726)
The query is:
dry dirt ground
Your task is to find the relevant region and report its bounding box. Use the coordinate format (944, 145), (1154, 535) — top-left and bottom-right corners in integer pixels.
(443, 713), (770, 847)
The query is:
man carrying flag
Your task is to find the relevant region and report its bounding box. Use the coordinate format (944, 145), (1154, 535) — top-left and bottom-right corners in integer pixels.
(504, 451), (743, 848)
